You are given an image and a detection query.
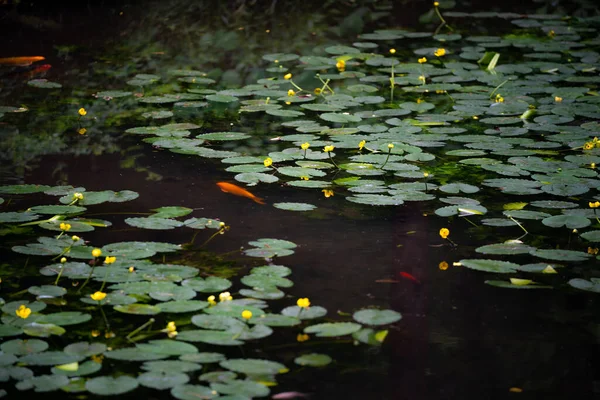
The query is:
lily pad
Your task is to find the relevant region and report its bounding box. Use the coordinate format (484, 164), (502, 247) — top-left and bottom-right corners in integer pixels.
(352, 309), (402, 325)
(294, 353), (333, 367)
(304, 322), (362, 337)
(85, 376), (139, 395)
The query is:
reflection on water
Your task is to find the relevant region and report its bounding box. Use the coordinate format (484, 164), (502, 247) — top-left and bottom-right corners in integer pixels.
(2, 0), (600, 398)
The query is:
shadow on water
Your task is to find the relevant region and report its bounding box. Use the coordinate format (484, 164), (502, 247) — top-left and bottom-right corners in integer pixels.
(2, 0), (600, 399)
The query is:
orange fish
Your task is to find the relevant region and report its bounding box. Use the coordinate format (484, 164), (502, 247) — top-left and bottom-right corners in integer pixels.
(217, 182), (265, 204)
(18, 64), (51, 79)
(399, 272), (420, 284)
(0, 56), (45, 66)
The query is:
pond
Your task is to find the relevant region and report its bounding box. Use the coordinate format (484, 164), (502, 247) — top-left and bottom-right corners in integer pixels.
(1, 0), (600, 398)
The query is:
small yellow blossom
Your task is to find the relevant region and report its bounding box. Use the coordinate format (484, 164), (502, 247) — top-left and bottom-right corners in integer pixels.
(417, 98), (424, 104)
(314, 87), (322, 95)
(387, 143), (394, 149)
(336, 60), (346, 72)
(473, 115), (479, 120)
(242, 310), (253, 320)
(591, 163), (596, 169)
(73, 192), (84, 201)
(207, 295), (217, 305)
(287, 89), (295, 96)
(92, 248), (102, 257)
(300, 176), (310, 181)
(264, 157), (273, 167)
(439, 228), (450, 239)
(434, 48), (446, 57)
(167, 331), (178, 338)
(219, 291), (233, 302)
(91, 330), (101, 337)
(588, 247), (599, 255)
(439, 261), (449, 270)
(359, 140), (366, 150)
(418, 57), (427, 64)
(548, 30), (555, 38)
(90, 291), (107, 301)
(301, 142), (310, 150)
(165, 321), (176, 332)
(60, 257), (67, 263)
(389, 48), (396, 54)
(104, 256), (116, 264)
(128, 266), (135, 273)
(434, 1), (440, 6)
(78, 108), (87, 116)
(91, 354), (104, 364)
(105, 331), (115, 339)
(418, 75), (426, 83)
(324, 145), (335, 152)
(297, 333), (310, 342)
(78, 128), (87, 135)
(589, 201), (600, 208)
(59, 222), (71, 231)
(15, 305), (31, 319)
(423, 172), (429, 177)
(284, 73), (292, 80)
(322, 189), (334, 198)
(285, 101), (291, 105)
(495, 94), (504, 103)
(554, 96), (563, 102)
(297, 298), (311, 308)
(584, 142), (594, 150)
(71, 235), (80, 241)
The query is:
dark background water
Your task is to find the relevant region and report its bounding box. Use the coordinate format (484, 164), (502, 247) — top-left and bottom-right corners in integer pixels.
(1, 0), (600, 399)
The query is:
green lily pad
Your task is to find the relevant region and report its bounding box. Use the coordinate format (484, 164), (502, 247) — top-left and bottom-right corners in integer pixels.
(197, 132), (250, 141)
(485, 280), (553, 289)
(211, 380), (270, 397)
(142, 360), (203, 373)
(459, 259), (519, 273)
(542, 214), (591, 229)
(176, 330), (244, 346)
(1, 339), (48, 355)
(151, 206), (194, 218)
(0, 184), (52, 194)
(51, 360), (102, 377)
(19, 351), (83, 366)
(64, 342), (106, 356)
(104, 347), (168, 361)
(352, 309), (402, 325)
(22, 322), (66, 337)
(180, 352), (225, 363)
(220, 358), (287, 375)
(137, 340), (198, 356)
(530, 249), (591, 261)
(200, 371), (237, 383)
(568, 278), (600, 293)
(158, 300), (209, 313)
(281, 305), (327, 320)
(28, 285), (67, 297)
(273, 202), (317, 211)
(294, 353), (332, 367)
(171, 384), (218, 400)
(17, 374), (69, 392)
(0, 212), (40, 223)
(125, 217), (184, 230)
(85, 376), (139, 395)
(114, 303), (162, 315)
(304, 322), (362, 337)
(138, 371), (190, 390)
(475, 243), (536, 255)
(182, 277), (232, 292)
(36, 312), (91, 326)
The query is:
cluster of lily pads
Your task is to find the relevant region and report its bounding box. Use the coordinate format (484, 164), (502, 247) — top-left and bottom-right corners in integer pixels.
(0, 184), (401, 397)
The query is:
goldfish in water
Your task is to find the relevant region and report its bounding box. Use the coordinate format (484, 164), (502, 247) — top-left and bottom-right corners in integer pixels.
(217, 182), (265, 204)
(399, 272), (420, 284)
(0, 56), (45, 66)
(272, 392), (310, 399)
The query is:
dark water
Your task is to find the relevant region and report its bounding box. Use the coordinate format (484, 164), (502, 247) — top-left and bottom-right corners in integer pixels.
(1, 1), (600, 399)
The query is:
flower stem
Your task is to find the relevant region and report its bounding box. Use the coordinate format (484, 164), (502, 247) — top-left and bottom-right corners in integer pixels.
(127, 318), (155, 340)
(380, 148), (392, 169)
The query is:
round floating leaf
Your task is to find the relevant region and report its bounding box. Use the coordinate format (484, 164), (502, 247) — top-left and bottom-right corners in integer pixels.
(0, 184), (52, 194)
(1, 339), (48, 355)
(18, 374), (69, 392)
(294, 353), (332, 367)
(138, 371), (190, 390)
(459, 259), (519, 273)
(27, 79), (62, 88)
(352, 309), (402, 325)
(581, 231), (600, 242)
(19, 351), (83, 366)
(199, 371), (237, 383)
(530, 249), (590, 262)
(64, 342), (106, 357)
(319, 113), (362, 123)
(51, 360), (102, 377)
(476, 243), (536, 255)
(142, 360), (202, 373)
(281, 305), (327, 320)
(273, 202), (316, 211)
(171, 384), (218, 400)
(568, 278), (600, 293)
(22, 322), (66, 337)
(102, 241), (180, 259)
(125, 217), (184, 230)
(180, 352), (225, 363)
(104, 347), (168, 361)
(211, 380), (270, 397)
(159, 300), (208, 313)
(28, 285), (67, 297)
(114, 304), (161, 315)
(191, 314), (246, 332)
(36, 312), (91, 326)
(438, 183), (479, 194)
(182, 277), (231, 292)
(247, 313), (300, 327)
(151, 206), (194, 218)
(542, 214), (591, 229)
(176, 330), (244, 346)
(0, 212), (40, 223)
(485, 280), (553, 289)
(149, 286), (196, 302)
(86, 376), (139, 395)
(304, 322), (361, 337)
(137, 340), (198, 356)
(220, 359), (287, 375)
(197, 132), (250, 141)
(0, 325), (22, 337)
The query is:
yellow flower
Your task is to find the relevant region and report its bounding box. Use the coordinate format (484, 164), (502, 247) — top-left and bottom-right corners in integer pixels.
(284, 73), (292, 80)
(439, 228), (450, 239)
(301, 142), (310, 150)
(297, 333), (310, 342)
(167, 331), (178, 338)
(416, 98), (424, 104)
(208, 295), (216, 305)
(314, 87), (322, 95)
(264, 157), (273, 167)
(287, 89), (295, 96)
(59, 222), (71, 231)
(389, 48), (396, 54)
(71, 235), (80, 241)
(104, 256), (116, 264)
(90, 291), (106, 301)
(418, 75), (426, 83)
(418, 57), (427, 64)
(15, 305), (31, 319)
(300, 176), (310, 181)
(297, 298), (311, 308)
(472, 115), (479, 120)
(128, 266), (135, 273)
(219, 291), (233, 302)
(434, 48), (446, 57)
(322, 189), (334, 198)
(91, 354), (104, 364)
(554, 96), (563, 102)
(165, 321), (176, 332)
(548, 30), (555, 38)
(359, 140), (366, 150)
(387, 143), (394, 149)
(78, 128), (87, 135)
(73, 192), (84, 201)
(78, 108), (87, 116)
(495, 94), (504, 103)
(91, 330), (101, 337)
(434, 1), (439, 6)
(588, 247), (599, 255)
(439, 261), (449, 270)
(423, 172), (429, 177)
(336, 60), (346, 72)
(589, 201), (600, 208)
(242, 310), (253, 320)
(584, 142), (594, 150)
(92, 248), (102, 257)
(60, 257), (67, 263)
(323, 145), (335, 152)
(591, 163), (596, 169)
